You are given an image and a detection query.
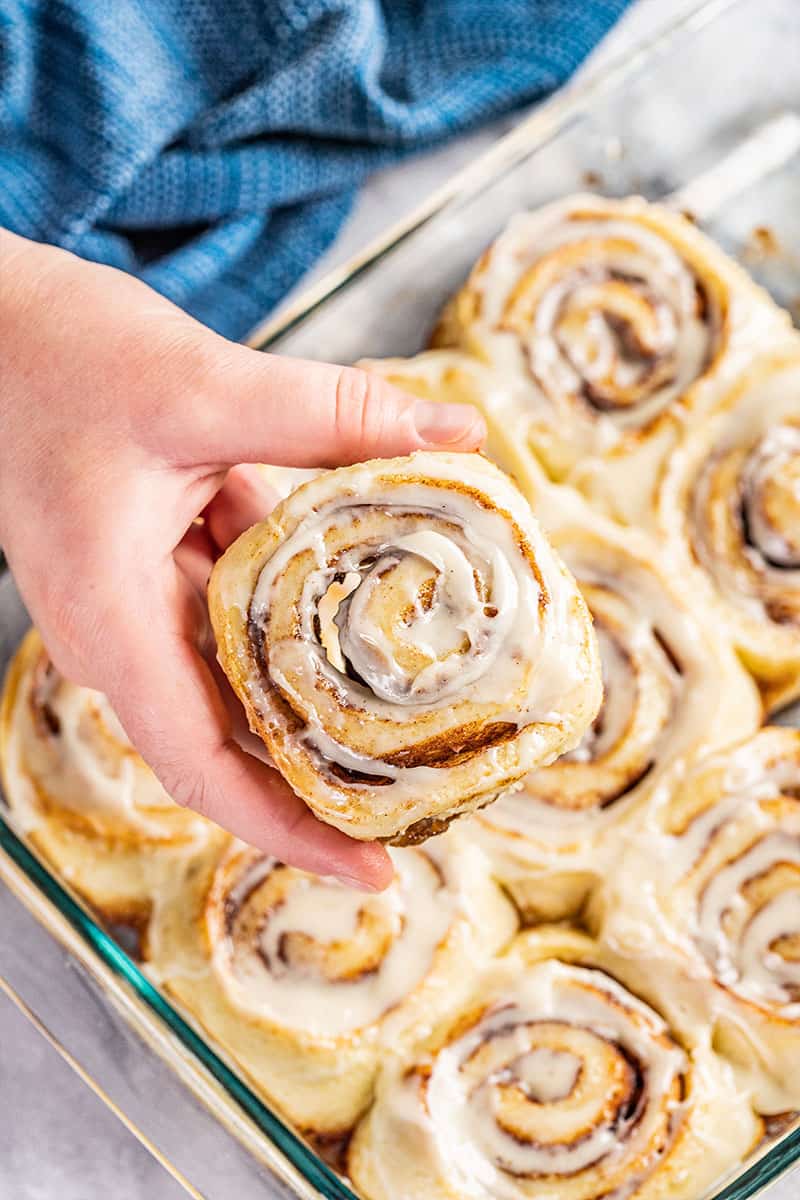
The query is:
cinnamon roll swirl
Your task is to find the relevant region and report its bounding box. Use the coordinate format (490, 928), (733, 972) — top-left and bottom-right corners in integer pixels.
(604, 728), (800, 1114)
(209, 451), (601, 844)
(431, 194), (788, 521)
(0, 629), (217, 932)
(147, 838), (517, 1135)
(658, 350), (800, 712)
(466, 481), (760, 921)
(349, 926), (759, 1200)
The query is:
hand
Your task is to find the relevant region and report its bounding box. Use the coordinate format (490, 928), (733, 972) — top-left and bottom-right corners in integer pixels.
(0, 230), (486, 889)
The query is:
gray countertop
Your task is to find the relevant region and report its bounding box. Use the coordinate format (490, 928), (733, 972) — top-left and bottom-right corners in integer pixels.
(1, 1), (797, 1197)
(0, 984), (186, 1200)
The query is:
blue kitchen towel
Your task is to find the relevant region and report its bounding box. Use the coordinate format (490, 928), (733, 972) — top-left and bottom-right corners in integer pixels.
(0, 1), (629, 340)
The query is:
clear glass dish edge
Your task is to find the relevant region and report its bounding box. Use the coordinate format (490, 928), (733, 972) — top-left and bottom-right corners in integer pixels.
(0, 805), (359, 1200)
(1, 0), (799, 1195)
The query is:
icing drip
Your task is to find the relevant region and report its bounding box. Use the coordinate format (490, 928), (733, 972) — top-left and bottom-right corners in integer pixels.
(460, 200), (725, 448)
(370, 959), (688, 1200)
(210, 845), (458, 1036)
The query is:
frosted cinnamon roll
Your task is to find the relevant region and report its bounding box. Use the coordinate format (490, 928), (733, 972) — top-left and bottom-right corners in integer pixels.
(209, 451), (601, 844)
(604, 728), (800, 1114)
(432, 194), (788, 520)
(466, 482), (760, 921)
(658, 351), (800, 712)
(147, 838), (517, 1135)
(349, 926), (759, 1200)
(0, 629), (217, 933)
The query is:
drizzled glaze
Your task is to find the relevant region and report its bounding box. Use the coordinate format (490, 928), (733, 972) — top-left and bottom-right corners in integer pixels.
(480, 211), (720, 431)
(421, 963), (686, 1194)
(431, 196), (789, 496)
(210, 451), (601, 841)
(2, 632), (207, 844)
(662, 729), (800, 1014)
(0, 629), (219, 938)
(468, 481), (759, 905)
(146, 835), (518, 1135)
(691, 421), (800, 626)
(741, 425), (800, 569)
(601, 727), (800, 1113)
(661, 351), (800, 712)
(696, 833), (800, 1009)
(349, 932), (759, 1200)
(208, 844), (460, 1036)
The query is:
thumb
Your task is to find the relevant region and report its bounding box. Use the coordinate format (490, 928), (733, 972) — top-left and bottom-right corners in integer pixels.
(96, 570), (395, 888)
(160, 335), (487, 470)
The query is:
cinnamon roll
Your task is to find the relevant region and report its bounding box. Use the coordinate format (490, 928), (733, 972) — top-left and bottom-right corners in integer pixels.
(658, 350), (800, 712)
(209, 451), (602, 844)
(603, 727), (800, 1114)
(0, 629), (218, 933)
(465, 480), (761, 921)
(147, 838), (517, 1135)
(431, 194), (789, 521)
(349, 926), (760, 1200)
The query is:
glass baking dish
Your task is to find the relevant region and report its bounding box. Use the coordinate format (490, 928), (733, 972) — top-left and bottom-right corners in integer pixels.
(1, 0), (799, 1196)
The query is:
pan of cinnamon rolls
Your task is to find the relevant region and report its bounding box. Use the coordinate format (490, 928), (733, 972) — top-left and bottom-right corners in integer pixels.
(2, 194), (799, 1200)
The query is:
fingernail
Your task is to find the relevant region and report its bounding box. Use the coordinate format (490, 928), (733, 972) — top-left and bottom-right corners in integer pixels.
(332, 873), (382, 892)
(414, 400), (485, 447)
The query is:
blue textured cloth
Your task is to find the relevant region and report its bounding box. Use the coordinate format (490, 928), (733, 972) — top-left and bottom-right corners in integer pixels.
(0, 2), (629, 340)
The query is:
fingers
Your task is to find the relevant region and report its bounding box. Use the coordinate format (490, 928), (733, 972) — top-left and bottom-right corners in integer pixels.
(96, 568), (393, 889)
(1, 233), (484, 488)
(173, 527), (276, 765)
(158, 339), (487, 470)
(204, 465), (279, 552)
(0, 237), (410, 889)
(175, 466), (277, 598)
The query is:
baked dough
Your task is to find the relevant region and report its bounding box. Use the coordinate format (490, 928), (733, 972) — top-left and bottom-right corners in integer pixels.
(209, 451), (601, 843)
(147, 837), (517, 1135)
(349, 926), (760, 1200)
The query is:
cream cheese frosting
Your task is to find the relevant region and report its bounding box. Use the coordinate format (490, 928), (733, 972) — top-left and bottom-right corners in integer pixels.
(209, 451), (601, 842)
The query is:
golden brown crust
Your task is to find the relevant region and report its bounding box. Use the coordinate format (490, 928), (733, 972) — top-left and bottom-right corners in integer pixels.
(147, 837), (518, 1134)
(209, 451), (601, 842)
(428, 195), (791, 525)
(657, 349), (800, 713)
(0, 629), (221, 936)
(600, 727), (800, 1116)
(349, 927), (762, 1200)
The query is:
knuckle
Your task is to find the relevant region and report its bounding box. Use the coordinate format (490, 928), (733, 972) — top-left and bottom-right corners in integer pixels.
(38, 588), (111, 692)
(159, 764), (215, 819)
(128, 329), (220, 462)
(159, 735), (236, 821)
(334, 367), (388, 459)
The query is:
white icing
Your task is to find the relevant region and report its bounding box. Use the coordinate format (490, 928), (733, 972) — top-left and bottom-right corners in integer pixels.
(372, 959), (687, 1199)
(472, 493), (758, 864)
(741, 424), (800, 569)
(338, 529), (516, 703)
(5, 652), (202, 841)
(604, 730), (800, 1073)
(212, 845), (460, 1036)
(239, 453), (597, 809)
(672, 362), (800, 646)
(470, 198), (723, 448)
